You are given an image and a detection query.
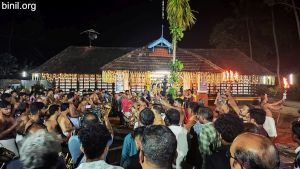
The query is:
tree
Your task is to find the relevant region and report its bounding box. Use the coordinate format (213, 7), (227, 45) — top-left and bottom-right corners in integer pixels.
(166, 0), (196, 63)
(270, 0), (300, 40)
(291, 0), (300, 40)
(0, 53), (19, 77)
(271, 7), (281, 86)
(264, 0), (283, 86)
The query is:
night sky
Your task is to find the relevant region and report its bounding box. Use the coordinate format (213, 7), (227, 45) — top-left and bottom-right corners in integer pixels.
(0, 0), (231, 65)
(0, 0), (299, 72)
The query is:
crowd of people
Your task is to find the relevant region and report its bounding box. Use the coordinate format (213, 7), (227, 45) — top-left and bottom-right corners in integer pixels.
(0, 85), (293, 169)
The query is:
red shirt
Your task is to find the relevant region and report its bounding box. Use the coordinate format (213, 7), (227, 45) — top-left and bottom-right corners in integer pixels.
(121, 97), (133, 113)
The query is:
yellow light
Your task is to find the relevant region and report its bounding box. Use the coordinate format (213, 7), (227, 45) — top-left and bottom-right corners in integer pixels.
(283, 77), (290, 89)
(234, 71), (239, 81)
(263, 76), (267, 84)
(229, 70), (233, 81)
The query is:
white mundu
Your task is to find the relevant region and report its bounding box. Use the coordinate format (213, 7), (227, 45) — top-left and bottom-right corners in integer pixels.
(263, 116), (277, 137)
(0, 138), (19, 157)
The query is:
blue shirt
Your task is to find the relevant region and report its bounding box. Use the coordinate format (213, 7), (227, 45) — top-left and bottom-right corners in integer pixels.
(69, 135), (113, 165)
(120, 133), (137, 166)
(68, 135), (82, 163)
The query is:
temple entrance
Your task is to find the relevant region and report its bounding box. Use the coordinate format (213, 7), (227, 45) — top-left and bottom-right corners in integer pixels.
(150, 71), (170, 95)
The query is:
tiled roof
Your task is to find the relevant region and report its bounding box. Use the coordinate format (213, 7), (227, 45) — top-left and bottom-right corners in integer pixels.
(32, 46), (274, 75)
(32, 46), (134, 74)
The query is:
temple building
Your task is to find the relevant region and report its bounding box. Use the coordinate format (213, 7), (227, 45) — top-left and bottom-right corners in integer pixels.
(32, 36), (275, 96)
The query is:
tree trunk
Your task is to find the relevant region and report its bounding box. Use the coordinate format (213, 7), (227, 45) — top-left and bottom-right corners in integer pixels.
(291, 0), (300, 40)
(172, 36), (177, 63)
(271, 7), (281, 87)
(246, 17), (253, 60)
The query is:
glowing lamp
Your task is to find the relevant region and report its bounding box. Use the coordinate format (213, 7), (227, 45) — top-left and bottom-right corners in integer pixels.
(289, 74), (294, 85)
(222, 70), (239, 82)
(22, 71), (27, 78)
(283, 77), (290, 89)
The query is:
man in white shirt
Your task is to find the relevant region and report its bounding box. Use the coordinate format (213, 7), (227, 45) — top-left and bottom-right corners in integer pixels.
(77, 124), (123, 169)
(164, 108), (188, 169)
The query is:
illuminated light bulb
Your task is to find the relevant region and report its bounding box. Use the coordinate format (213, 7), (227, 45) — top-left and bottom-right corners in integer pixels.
(226, 71), (229, 81)
(222, 71), (226, 81)
(283, 77), (290, 89)
(230, 70), (233, 81)
(289, 74), (294, 85)
(234, 72), (239, 80)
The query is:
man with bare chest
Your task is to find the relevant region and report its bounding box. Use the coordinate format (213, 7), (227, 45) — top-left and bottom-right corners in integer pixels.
(0, 101), (19, 156)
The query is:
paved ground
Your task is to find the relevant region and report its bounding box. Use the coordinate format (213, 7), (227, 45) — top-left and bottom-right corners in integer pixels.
(274, 101), (299, 147)
(106, 99), (300, 167)
(265, 100), (300, 168)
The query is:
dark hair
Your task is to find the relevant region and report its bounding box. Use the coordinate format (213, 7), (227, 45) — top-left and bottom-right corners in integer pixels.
(139, 108), (155, 126)
(48, 104), (60, 116)
(198, 107), (213, 122)
(188, 102), (200, 113)
(15, 102), (29, 116)
(243, 123), (259, 134)
(36, 102), (45, 110)
(133, 126), (145, 139)
(1, 93), (11, 101)
(81, 112), (100, 127)
(19, 92), (26, 97)
(60, 103), (69, 112)
(0, 101), (10, 108)
(78, 124), (111, 159)
(234, 146), (280, 169)
(174, 98), (183, 106)
(10, 90), (17, 94)
(292, 121), (300, 140)
(142, 125), (177, 168)
(30, 102), (40, 115)
(67, 92), (75, 100)
(249, 108), (266, 125)
(165, 108), (180, 125)
(214, 114), (243, 143)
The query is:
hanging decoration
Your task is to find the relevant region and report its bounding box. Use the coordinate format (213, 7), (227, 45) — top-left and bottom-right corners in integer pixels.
(102, 70), (117, 83)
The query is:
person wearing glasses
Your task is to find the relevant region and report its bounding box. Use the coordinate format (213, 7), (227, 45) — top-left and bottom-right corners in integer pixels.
(228, 132), (280, 169)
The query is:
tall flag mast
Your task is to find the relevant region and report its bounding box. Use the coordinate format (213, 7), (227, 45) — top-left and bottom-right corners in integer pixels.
(161, 0), (164, 37)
